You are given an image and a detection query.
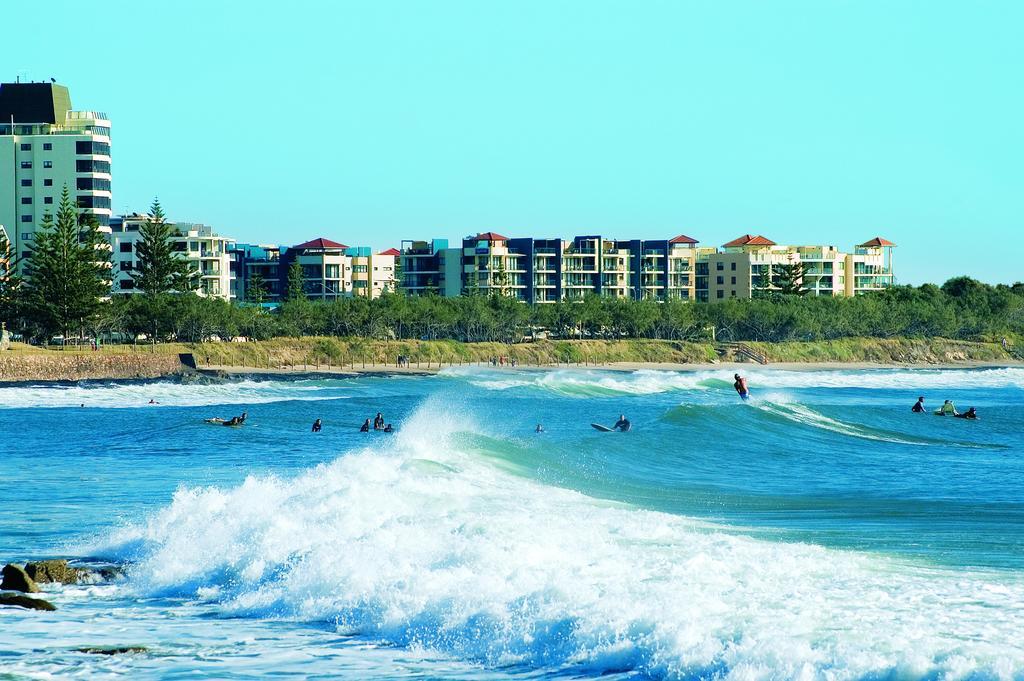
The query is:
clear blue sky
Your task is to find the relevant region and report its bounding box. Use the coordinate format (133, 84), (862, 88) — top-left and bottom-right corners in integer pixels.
(5, 0), (1021, 284)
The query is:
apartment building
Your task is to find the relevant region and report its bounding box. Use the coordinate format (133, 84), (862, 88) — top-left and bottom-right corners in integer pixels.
(399, 239), (462, 296)
(0, 82), (112, 265)
(109, 215), (233, 300)
(348, 246), (398, 298)
(279, 238), (352, 300)
(703, 234), (897, 300)
(401, 232), (896, 302)
(229, 243), (282, 302)
(461, 232), (529, 298)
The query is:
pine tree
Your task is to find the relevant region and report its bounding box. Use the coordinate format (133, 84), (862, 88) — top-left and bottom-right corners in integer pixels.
(132, 198), (197, 295)
(391, 254), (404, 295)
(22, 186), (110, 339)
(246, 271), (268, 305)
(774, 261), (808, 296)
(286, 259), (306, 301)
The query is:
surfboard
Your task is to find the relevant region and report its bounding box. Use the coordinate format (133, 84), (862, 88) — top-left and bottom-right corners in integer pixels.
(591, 423), (613, 432)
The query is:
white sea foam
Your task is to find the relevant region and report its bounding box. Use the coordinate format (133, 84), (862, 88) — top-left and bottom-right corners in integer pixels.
(451, 366), (1024, 396)
(91, 402), (1024, 679)
(0, 379), (351, 409)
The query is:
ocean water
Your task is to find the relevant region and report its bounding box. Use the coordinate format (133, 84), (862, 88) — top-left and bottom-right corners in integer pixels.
(1, 367), (1022, 680)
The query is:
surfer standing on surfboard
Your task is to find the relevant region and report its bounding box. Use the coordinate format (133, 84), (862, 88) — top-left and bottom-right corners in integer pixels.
(734, 374), (749, 401)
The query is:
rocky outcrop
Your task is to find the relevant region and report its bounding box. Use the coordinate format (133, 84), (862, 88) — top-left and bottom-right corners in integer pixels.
(0, 593), (57, 611)
(76, 646), (148, 655)
(0, 353), (191, 383)
(25, 559), (86, 585)
(1, 563), (39, 593)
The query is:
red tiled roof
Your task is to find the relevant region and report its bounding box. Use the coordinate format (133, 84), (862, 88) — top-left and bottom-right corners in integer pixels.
(471, 232), (509, 242)
(858, 237), (896, 247)
(293, 237), (349, 250)
(669, 234), (699, 244)
(377, 248), (401, 256)
(722, 234), (776, 247)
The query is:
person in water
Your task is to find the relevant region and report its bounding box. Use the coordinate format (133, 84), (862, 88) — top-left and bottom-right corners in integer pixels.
(224, 411), (247, 426)
(359, 418), (371, 432)
(955, 407), (979, 420)
(383, 423), (394, 433)
(734, 374), (749, 400)
(373, 412), (384, 430)
(535, 424), (544, 433)
(912, 396), (926, 413)
(936, 400), (958, 416)
(311, 418), (322, 432)
(612, 414), (631, 432)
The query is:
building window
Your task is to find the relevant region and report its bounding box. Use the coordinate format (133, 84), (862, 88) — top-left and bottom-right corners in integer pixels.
(43, 142), (52, 151)
(716, 275), (724, 285)
(20, 197), (32, 205)
(76, 159), (111, 173)
(716, 290), (724, 299)
(43, 160), (52, 168)
(730, 262), (736, 271)
(119, 279), (134, 290)
(43, 179), (53, 186)
(731, 290), (737, 297)
(20, 180), (31, 187)
(731, 276), (736, 285)
(20, 161), (31, 169)
(120, 260), (133, 271)
(120, 242), (133, 253)
(716, 262), (724, 271)
(21, 215), (32, 222)
(44, 196), (53, 204)
(20, 143), (31, 151)
(20, 233), (32, 241)
(76, 141), (111, 156)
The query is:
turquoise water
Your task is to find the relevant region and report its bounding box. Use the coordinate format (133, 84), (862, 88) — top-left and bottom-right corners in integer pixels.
(1, 367), (1022, 679)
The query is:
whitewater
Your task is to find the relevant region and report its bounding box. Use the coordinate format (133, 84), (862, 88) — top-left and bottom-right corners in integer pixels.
(1, 367), (1022, 679)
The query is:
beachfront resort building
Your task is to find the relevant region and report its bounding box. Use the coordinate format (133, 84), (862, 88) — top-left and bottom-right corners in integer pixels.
(275, 238), (399, 301)
(703, 234), (896, 300)
(109, 215), (234, 300)
(0, 81), (112, 266)
(401, 232), (896, 302)
(399, 239), (463, 296)
(229, 243), (282, 303)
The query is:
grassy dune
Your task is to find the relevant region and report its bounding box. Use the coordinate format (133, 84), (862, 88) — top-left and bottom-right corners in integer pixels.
(185, 336), (1015, 369)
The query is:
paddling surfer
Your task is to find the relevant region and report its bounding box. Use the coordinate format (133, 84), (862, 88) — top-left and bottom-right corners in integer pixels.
(612, 414), (631, 432)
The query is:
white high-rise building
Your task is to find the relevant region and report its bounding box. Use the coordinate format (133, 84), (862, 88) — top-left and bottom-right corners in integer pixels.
(0, 81), (112, 265)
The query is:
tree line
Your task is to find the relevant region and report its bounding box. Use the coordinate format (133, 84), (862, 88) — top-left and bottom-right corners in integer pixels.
(1, 194), (1021, 345)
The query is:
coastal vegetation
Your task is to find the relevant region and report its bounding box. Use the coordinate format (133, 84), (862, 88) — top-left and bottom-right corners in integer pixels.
(5, 276), (1019, 348)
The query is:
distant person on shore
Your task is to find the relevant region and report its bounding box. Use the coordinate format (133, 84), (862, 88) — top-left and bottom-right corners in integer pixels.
(955, 407), (979, 420)
(734, 374), (749, 400)
(360, 419), (371, 432)
(911, 396), (926, 413)
(311, 418), (322, 432)
(936, 400), (958, 416)
(373, 412), (384, 430)
(612, 414), (631, 432)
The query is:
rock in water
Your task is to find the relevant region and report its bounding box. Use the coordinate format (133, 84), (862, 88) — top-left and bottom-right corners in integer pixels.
(0, 593), (56, 611)
(76, 646), (148, 655)
(25, 559), (85, 585)
(1, 564), (39, 593)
